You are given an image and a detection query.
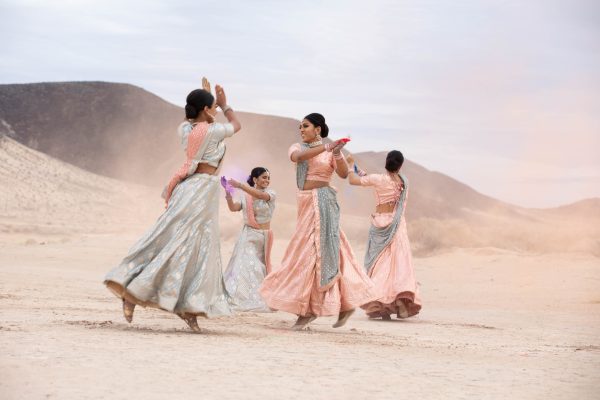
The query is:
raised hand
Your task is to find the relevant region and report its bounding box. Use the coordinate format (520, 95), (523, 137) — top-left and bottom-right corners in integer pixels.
(354, 163), (367, 177)
(325, 138), (351, 152)
(215, 84), (227, 108)
(221, 176), (235, 196)
(332, 140), (347, 153)
(227, 178), (242, 189)
(202, 77), (212, 93)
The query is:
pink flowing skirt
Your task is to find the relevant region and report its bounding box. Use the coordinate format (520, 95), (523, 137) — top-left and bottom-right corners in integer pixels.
(361, 212), (422, 318)
(260, 189), (378, 317)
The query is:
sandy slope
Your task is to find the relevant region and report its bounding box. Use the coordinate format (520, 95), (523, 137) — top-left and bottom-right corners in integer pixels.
(0, 134), (159, 242)
(0, 236), (598, 400)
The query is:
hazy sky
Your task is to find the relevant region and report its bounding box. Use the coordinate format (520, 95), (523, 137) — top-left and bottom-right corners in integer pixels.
(1, 0), (599, 207)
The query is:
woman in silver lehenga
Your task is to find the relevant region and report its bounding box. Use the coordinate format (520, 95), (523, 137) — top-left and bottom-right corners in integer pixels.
(104, 78), (242, 331)
(222, 167), (276, 312)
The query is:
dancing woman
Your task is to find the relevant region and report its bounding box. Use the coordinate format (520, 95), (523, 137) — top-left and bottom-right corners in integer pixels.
(347, 151), (422, 319)
(222, 168), (276, 312)
(260, 113), (378, 330)
(104, 79), (241, 331)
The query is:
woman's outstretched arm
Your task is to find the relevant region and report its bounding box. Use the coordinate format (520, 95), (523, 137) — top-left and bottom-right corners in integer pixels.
(290, 145), (326, 162)
(346, 154), (366, 185)
(332, 142), (349, 178)
(225, 193), (242, 211)
(228, 179), (271, 201)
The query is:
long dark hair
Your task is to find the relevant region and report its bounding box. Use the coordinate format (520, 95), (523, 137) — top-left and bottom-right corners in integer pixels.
(184, 89), (215, 119)
(247, 167), (269, 187)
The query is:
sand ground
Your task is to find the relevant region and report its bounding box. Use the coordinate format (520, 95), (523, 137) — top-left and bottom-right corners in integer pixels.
(1, 234), (598, 400)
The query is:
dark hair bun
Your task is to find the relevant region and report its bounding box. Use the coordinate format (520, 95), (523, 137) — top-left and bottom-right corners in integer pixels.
(304, 113), (329, 138)
(185, 104), (198, 119)
(385, 150), (404, 172)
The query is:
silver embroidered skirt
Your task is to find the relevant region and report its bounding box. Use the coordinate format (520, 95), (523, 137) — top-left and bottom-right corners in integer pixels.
(224, 225), (271, 312)
(104, 173), (231, 317)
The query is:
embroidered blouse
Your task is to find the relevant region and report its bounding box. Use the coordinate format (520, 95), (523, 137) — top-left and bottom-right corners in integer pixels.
(288, 143), (345, 182)
(359, 173), (403, 205)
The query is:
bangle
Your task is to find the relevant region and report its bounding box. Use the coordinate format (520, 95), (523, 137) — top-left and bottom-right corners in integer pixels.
(220, 105), (232, 113)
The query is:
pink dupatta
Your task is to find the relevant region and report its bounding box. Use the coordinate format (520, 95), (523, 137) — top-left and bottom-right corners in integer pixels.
(162, 122), (210, 206)
(245, 193), (274, 275)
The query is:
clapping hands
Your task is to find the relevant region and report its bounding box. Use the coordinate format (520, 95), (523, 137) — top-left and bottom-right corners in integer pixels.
(202, 77), (227, 109)
(215, 85), (227, 108)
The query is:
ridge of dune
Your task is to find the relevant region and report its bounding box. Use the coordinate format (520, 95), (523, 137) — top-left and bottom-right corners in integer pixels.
(0, 134), (159, 241)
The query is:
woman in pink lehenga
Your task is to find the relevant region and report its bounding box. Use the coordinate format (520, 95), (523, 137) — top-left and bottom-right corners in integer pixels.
(347, 151), (421, 320)
(260, 113), (378, 330)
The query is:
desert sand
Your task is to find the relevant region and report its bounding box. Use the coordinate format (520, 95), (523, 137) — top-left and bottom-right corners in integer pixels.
(1, 236), (599, 399)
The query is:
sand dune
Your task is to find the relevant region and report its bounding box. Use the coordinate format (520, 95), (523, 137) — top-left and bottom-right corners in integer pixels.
(0, 134), (159, 242)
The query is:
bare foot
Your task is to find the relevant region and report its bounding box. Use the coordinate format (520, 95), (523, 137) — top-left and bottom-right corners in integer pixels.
(333, 309), (355, 328)
(291, 315), (316, 331)
(122, 299), (135, 323)
(397, 300), (409, 319)
(178, 313), (202, 332)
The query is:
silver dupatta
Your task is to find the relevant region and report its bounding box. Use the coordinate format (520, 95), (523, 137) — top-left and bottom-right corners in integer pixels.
(364, 174), (408, 272)
(295, 143), (341, 288)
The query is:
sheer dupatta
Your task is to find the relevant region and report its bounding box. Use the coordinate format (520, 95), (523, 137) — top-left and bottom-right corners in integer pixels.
(162, 122), (210, 206)
(364, 174), (408, 272)
(295, 143), (341, 290)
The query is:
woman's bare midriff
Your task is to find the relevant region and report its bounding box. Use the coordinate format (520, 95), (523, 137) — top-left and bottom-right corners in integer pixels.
(195, 164), (218, 175)
(375, 201), (397, 213)
(256, 222), (271, 230)
(302, 180), (329, 190)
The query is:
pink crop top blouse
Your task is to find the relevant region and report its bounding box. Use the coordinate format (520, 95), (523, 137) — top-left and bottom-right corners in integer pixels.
(359, 173), (403, 205)
(288, 143), (345, 182)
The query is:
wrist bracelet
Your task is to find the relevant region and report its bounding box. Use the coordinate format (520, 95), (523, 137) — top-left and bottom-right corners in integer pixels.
(220, 105), (232, 113)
